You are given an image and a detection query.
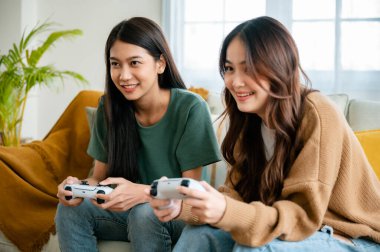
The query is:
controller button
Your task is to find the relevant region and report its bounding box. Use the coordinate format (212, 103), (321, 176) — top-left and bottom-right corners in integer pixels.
(150, 188), (157, 196)
(96, 190), (105, 204)
(180, 179), (190, 187)
(64, 186), (72, 200)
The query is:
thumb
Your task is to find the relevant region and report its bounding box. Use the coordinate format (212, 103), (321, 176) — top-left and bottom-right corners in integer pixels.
(199, 181), (214, 192)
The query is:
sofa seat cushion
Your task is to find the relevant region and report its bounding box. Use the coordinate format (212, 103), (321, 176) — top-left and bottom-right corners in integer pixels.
(355, 129), (380, 179)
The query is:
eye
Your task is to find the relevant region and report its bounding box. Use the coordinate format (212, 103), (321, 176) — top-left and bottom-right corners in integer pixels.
(130, 60), (141, 66)
(224, 65), (233, 73)
(110, 61), (119, 67)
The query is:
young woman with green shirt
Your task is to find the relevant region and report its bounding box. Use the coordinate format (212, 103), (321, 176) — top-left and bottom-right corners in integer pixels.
(55, 17), (220, 251)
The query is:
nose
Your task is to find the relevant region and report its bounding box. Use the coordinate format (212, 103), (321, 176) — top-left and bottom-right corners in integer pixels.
(231, 74), (245, 89)
(119, 66), (132, 81)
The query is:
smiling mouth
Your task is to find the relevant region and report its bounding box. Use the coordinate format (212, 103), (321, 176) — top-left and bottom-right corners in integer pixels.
(120, 83), (138, 88)
(236, 91), (255, 97)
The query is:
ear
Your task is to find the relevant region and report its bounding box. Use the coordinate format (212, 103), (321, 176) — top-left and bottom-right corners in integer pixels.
(157, 54), (166, 74)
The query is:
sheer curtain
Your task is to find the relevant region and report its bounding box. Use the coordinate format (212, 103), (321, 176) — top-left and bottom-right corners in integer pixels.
(162, 0), (380, 100)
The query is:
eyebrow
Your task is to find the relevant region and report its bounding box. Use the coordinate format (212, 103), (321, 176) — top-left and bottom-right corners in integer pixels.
(109, 56), (143, 61)
(225, 59), (246, 65)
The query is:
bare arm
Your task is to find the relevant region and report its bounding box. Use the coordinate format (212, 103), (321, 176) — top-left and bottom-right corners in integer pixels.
(87, 160), (108, 185)
(182, 166), (202, 180)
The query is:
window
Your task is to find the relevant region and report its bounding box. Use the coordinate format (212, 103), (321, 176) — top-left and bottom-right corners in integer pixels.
(163, 0), (380, 100)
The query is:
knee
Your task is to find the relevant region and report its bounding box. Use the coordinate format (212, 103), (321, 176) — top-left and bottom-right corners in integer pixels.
(176, 225), (234, 251)
(181, 225), (215, 241)
(128, 203), (158, 226)
(55, 200), (92, 227)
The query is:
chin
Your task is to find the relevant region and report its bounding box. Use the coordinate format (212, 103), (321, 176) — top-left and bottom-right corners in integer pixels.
(236, 105), (252, 113)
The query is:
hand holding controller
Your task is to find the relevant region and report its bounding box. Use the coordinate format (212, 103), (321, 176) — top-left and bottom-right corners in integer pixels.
(64, 180), (113, 204)
(150, 178), (205, 199)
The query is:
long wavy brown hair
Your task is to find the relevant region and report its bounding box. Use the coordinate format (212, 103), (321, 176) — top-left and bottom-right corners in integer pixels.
(219, 16), (314, 205)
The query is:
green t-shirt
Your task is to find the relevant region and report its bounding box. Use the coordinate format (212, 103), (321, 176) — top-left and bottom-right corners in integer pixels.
(87, 88), (221, 184)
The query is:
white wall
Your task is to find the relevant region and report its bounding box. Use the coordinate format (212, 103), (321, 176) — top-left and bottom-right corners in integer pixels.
(0, 0), (162, 140)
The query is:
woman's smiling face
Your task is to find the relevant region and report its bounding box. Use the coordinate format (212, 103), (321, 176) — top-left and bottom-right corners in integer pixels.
(224, 36), (270, 118)
(109, 40), (165, 102)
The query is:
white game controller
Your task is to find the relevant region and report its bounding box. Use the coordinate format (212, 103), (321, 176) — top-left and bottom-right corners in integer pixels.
(64, 180), (113, 204)
(150, 178), (205, 199)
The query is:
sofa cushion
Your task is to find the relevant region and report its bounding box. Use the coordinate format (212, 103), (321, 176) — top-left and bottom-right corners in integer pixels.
(348, 99), (380, 131)
(355, 129), (380, 179)
(327, 93), (349, 116)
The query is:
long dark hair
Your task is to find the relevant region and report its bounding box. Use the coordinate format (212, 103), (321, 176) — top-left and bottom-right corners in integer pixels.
(104, 17), (186, 181)
(219, 16), (314, 205)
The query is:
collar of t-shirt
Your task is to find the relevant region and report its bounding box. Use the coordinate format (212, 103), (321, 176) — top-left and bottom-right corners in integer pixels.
(261, 122), (276, 161)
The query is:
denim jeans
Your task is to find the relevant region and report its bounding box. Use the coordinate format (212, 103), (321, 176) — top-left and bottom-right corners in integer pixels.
(55, 199), (185, 252)
(174, 224), (380, 252)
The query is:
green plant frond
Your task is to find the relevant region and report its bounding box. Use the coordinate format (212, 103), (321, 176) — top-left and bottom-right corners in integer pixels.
(28, 29), (83, 67)
(61, 70), (88, 85)
(11, 43), (23, 64)
(0, 68), (24, 90)
(23, 65), (87, 92)
(0, 20), (85, 146)
(21, 21), (56, 52)
(0, 54), (4, 66)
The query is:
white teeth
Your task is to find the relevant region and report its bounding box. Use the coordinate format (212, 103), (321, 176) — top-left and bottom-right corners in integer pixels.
(121, 84), (138, 88)
(237, 92), (254, 97)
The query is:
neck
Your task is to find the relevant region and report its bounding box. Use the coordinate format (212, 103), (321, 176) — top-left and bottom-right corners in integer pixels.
(135, 88), (171, 126)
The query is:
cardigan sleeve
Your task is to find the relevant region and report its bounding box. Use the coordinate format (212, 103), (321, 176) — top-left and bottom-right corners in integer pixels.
(212, 93), (351, 246)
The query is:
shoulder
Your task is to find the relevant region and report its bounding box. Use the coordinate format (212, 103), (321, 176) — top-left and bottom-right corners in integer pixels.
(303, 91), (346, 125)
(298, 91), (350, 141)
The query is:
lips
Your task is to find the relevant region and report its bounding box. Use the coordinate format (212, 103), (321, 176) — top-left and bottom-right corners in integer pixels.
(120, 83), (139, 92)
(236, 91), (255, 97)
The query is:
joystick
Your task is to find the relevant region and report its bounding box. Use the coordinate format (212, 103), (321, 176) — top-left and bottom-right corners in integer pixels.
(64, 181), (113, 204)
(150, 178), (205, 199)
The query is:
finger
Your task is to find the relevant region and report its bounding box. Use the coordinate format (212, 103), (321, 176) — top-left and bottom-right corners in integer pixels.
(150, 199), (172, 209)
(90, 198), (102, 207)
(159, 212), (177, 222)
(153, 207), (174, 218)
(199, 181), (215, 192)
(66, 176), (79, 184)
(61, 197), (83, 207)
(57, 187), (74, 199)
(96, 193), (112, 202)
(100, 177), (126, 185)
(99, 193), (126, 209)
(182, 197), (205, 208)
(144, 187), (152, 197)
(177, 186), (206, 199)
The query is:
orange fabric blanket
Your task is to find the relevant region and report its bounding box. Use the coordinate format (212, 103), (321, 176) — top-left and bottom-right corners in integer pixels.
(0, 90), (102, 251)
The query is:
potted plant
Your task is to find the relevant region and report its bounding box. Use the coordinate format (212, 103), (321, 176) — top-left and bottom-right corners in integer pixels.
(0, 21), (87, 146)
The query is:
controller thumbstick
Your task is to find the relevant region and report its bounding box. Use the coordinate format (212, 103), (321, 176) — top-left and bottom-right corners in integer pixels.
(180, 179), (190, 187)
(96, 190), (105, 204)
(64, 186), (73, 200)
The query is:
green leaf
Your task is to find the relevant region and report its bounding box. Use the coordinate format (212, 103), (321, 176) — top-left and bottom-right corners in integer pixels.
(0, 20), (87, 146)
(28, 29), (83, 67)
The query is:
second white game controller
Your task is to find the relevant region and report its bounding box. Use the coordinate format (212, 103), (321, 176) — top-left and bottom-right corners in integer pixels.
(64, 180), (113, 204)
(150, 178), (205, 199)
